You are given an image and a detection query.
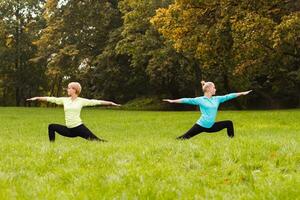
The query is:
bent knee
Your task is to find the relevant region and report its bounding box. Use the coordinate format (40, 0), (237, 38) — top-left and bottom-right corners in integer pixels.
(48, 124), (55, 130)
(226, 120), (233, 126)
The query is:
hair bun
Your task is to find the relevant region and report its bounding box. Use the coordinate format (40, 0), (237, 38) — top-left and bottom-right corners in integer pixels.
(201, 80), (206, 86)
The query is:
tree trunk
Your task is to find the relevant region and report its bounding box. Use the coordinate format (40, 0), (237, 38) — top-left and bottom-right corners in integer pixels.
(56, 76), (63, 97)
(15, 0), (22, 106)
(15, 87), (20, 106)
(192, 59), (202, 97)
(223, 72), (243, 110)
(2, 87), (7, 106)
(48, 75), (58, 107)
(192, 59), (202, 111)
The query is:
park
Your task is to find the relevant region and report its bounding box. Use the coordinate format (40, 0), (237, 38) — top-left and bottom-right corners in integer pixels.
(0, 0), (299, 199)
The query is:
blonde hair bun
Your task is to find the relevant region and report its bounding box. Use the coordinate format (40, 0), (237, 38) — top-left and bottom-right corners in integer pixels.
(201, 81), (214, 92)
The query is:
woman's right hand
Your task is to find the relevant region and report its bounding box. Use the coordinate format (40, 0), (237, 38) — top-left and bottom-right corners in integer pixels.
(162, 99), (174, 103)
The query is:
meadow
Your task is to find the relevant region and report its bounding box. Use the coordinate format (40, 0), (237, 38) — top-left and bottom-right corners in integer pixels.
(0, 107), (299, 199)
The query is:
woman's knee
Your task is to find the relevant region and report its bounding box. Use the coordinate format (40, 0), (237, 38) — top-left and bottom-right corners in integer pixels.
(220, 121), (233, 130)
(48, 124), (57, 131)
(225, 120), (233, 126)
(48, 124), (54, 130)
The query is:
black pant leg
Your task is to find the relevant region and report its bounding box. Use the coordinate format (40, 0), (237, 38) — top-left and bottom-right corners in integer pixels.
(48, 124), (76, 142)
(177, 124), (205, 140)
(207, 120), (234, 137)
(71, 124), (107, 142)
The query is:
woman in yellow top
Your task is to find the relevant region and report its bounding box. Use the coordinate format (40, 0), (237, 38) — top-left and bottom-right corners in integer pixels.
(27, 82), (121, 142)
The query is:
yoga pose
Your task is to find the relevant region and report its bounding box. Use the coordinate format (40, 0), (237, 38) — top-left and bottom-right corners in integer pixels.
(27, 82), (120, 142)
(163, 81), (252, 139)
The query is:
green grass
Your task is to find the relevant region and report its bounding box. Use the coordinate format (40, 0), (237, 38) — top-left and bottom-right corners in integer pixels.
(0, 107), (299, 200)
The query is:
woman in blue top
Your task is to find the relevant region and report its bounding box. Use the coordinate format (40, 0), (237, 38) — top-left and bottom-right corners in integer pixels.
(163, 81), (252, 139)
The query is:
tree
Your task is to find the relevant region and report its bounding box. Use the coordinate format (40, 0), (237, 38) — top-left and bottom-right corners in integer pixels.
(33, 0), (121, 98)
(0, 0), (46, 106)
(116, 0), (195, 98)
(151, 0), (300, 108)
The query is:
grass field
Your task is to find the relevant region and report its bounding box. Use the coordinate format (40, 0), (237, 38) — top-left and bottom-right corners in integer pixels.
(0, 107), (299, 200)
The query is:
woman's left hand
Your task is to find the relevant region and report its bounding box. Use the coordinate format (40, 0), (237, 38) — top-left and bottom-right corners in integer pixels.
(242, 90), (253, 95)
(111, 102), (121, 107)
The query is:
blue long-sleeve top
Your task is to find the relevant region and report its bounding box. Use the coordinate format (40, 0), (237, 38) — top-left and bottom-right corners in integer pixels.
(180, 93), (238, 128)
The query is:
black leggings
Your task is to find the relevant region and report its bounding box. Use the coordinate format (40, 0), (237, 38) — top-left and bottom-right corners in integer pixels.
(177, 120), (234, 139)
(48, 124), (106, 142)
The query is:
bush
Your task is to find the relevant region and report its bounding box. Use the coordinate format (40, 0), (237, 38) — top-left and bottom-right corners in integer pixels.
(123, 96), (172, 110)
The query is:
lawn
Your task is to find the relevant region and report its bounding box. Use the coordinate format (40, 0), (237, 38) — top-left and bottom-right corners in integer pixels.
(0, 107), (299, 199)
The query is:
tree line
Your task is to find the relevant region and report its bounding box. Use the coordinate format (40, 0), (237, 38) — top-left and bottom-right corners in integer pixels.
(0, 0), (299, 109)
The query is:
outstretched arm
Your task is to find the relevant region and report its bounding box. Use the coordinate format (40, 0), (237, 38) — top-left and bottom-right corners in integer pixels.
(27, 97), (64, 105)
(235, 90), (252, 97)
(82, 98), (121, 107)
(163, 97), (200, 105)
(162, 99), (183, 104)
(218, 90), (252, 103)
(26, 97), (48, 101)
(97, 100), (121, 107)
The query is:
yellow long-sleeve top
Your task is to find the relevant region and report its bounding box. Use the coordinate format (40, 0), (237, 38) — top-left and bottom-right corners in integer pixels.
(46, 97), (103, 128)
